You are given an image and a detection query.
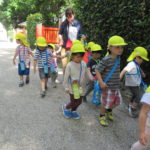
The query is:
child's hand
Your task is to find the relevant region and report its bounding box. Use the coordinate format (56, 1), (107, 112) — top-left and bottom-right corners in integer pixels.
(100, 81), (108, 89)
(65, 90), (70, 94)
(142, 72), (146, 78)
(139, 132), (147, 146)
(13, 59), (16, 65)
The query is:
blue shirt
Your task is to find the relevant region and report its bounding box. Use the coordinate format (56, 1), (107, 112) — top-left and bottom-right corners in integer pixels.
(34, 48), (52, 68)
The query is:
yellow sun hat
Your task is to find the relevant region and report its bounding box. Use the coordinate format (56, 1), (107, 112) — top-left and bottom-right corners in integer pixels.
(48, 43), (55, 49)
(15, 33), (29, 47)
(146, 86), (150, 92)
(87, 42), (95, 49)
(91, 44), (102, 52)
(127, 47), (149, 62)
(108, 35), (127, 46)
(71, 44), (85, 53)
(36, 37), (47, 47)
(72, 40), (82, 45)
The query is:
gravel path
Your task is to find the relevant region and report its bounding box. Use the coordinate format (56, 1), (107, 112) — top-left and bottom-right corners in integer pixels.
(0, 42), (144, 150)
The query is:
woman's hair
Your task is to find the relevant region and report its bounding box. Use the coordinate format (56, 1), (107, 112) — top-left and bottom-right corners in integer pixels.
(65, 8), (74, 18)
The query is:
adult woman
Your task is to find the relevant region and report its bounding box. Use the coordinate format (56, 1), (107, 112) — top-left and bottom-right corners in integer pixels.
(59, 8), (82, 73)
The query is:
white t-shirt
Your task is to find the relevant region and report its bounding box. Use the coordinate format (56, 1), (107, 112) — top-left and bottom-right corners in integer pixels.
(124, 61), (141, 86)
(68, 24), (78, 42)
(141, 92), (150, 118)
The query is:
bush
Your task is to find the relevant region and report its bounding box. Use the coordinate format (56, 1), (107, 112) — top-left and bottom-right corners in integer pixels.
(73, 0), (150, 84)
(26, 13), (43, 49)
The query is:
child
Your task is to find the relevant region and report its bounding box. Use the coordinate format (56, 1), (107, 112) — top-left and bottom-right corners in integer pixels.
(120, 47), (149, 118)
(83, 42), (94, 64)
(47, 44), (58, 88)
(62, 43), (93, 119)
(95, 35), (127, 127)
(83, 44), (103, 102)
(131, 86), (150, 150)
(13, 33), (33, 87)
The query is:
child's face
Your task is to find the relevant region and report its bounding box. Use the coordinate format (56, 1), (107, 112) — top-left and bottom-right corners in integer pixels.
(109, 46), (124, 56)
(92, 52), (101, 59)
(48, 47), (54, 52)
(38, 46), (46, 51)
(16, 39), (22, 45)
(135, 56), (144, 64)
(73, 54), (84, 63)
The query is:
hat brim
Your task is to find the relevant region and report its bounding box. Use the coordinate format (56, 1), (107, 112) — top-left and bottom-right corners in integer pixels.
(110, 43), (128, 46)
(37, 43), (47, 47)
(141, 56), (149, 61)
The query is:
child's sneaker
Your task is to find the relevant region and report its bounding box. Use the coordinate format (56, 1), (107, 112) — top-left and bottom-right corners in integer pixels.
(99, 115), (108, 127)
(62, 104), (71, 119)
(72, 111), (80, 119)
(40, 90), (46, 97)
(19, 81), (24, 87)
(128, 105), (138, 118)
(107, 111), (114, 121)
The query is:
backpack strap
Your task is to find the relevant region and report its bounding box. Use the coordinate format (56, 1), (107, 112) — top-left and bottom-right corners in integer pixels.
(104, 57), (120, 83)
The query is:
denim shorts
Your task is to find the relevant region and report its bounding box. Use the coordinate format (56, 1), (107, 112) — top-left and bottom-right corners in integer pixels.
(18, 63), (30, 76)
(38, 68), (51, 79)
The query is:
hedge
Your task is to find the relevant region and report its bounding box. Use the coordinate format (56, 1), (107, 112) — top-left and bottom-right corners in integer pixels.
(26, 13), (43, 49)
(73, 0), (150, 84)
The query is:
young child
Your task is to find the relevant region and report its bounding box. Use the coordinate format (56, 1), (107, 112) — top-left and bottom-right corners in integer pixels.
(47, 44), (58, 88)
(131, 86), (150, 150)
(62, 43), (92, 119)
(120, 47), (149, 118)
(95, 35), (127, 127)
(13, 33), (33, 87)
(83, 44), (103, 102)
(83, 41), (94, 64)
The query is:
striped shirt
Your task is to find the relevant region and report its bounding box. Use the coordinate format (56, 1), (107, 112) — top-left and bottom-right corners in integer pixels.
(96, 55), (120, 90)
(34, 48), (53, 68)
(16, 45), (31, 68)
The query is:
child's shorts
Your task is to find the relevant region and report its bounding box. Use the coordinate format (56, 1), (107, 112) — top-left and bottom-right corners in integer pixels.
(101, 89), (122, 109)
(128, 86), (144, 103)
(38, 68), (51, 79)
(18, 64), (30, 76)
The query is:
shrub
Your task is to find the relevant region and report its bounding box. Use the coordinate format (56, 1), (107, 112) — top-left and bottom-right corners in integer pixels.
(26, 13), (43, 49)
(73, 0), (150, 84)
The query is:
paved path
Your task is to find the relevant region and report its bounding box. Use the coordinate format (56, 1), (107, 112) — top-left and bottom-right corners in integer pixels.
(0, 42), (143, 150)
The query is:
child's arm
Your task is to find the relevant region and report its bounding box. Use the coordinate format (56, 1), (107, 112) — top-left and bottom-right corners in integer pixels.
(120, 69), (127, 80)
(139, 104), (150, 145)
(34, 60), (37, 74)
(63, 64), (71, 94)
(13, 48), (18, 65)
(30, 51), (34, 57)
(95, 69), (107, 89)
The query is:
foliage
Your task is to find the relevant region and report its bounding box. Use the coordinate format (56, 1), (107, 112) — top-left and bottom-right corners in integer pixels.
(73, 0), (150, 83)
(0, 0), (66, 29)
(26, 13), (43, 49)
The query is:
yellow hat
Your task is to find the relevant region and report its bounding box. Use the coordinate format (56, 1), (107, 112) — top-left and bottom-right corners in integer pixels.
(91, 44), (102, 52)
(87, 42), (95, 49)
(15, 33), (29, 47)
(127, 47), (149, 62)
(36, 37), (47, 47)
(108, 35), (127, 46)
(73, 40), (82, 45)
(146, 86), (150, 92)
(48, 43), (55, 49)
(71, 44), (85, 53)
